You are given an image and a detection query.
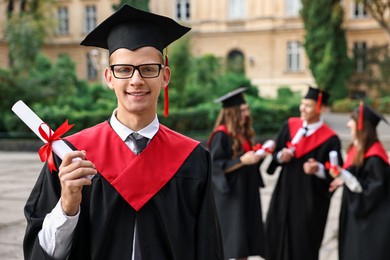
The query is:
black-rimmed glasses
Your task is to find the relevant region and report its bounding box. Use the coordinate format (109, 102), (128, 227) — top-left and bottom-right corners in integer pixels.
(110, 63), (164, 79)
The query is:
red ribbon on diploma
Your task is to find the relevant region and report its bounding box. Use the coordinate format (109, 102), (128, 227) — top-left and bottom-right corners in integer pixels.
(252, 143), (274, 154)
(253, 143), (262, 151)
(38, 119), (74, 172)
(325, 161), (340, 176)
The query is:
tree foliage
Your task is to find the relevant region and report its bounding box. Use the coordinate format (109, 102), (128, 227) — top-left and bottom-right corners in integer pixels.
(4, 0), (55, 72)
(301, 0), (353, 100)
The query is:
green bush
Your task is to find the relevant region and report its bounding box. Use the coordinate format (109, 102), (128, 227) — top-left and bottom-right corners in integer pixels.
(332, 98), (361, 113)
(378, 96), (390, 114)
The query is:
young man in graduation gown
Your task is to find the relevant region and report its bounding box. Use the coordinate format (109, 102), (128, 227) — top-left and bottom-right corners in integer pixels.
(265, 86), (343, 260)
(329, 104), (390, 260)
(23, 5), (224, 260)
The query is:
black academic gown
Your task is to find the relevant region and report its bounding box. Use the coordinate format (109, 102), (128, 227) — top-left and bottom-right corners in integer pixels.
(23, 122), (224, 260)
(339, 153), (390, 260)
(209, 131), (265, 259)
(265, 119), (342, 260)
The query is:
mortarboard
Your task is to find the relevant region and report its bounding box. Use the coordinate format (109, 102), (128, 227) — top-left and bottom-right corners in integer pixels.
(355, 102), (389, 130)
(80, 4), (191, 117)
(80, 4), (191, 55)
(304, 86), (330, 112)
(214, 87), (247, 108)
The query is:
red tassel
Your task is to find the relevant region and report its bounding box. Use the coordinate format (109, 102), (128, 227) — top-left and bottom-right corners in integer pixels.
(358, 100), (364, 131)
(164, 48), (169, 117)
(316, 91), (323, 113)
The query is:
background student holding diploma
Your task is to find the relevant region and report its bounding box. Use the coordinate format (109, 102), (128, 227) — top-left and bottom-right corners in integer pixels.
(329, 104), (390, 260)
(208, 87), (269, 260)
(264, 86), (343, 260)
(23, 4), (223, 260)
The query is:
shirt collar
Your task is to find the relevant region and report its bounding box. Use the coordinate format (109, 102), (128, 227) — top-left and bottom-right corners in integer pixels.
(109, 109), (159, 141)
(303, 117), (324, 136)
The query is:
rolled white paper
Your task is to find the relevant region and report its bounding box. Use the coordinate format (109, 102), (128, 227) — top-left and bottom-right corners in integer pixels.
(12, 100), (74, 159)
(329, 150), (339, 167)
(11, 100), (93, 178)
(255, 140), (275, 156)
(291, 128), (306, 145)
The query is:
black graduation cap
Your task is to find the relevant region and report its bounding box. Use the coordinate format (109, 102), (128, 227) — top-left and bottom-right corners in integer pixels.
(80, 4), (191, 55)
(303, 86), (330, 112)
(304, 86), (330, 105)
(214, 87), (247, 108)
(355, 103), (389, 130)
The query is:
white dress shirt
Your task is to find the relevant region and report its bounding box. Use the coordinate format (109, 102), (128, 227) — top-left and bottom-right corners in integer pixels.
(38, 110), (159, 259)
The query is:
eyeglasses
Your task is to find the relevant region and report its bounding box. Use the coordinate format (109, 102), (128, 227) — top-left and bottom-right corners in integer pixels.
(110, 63), (164, 79)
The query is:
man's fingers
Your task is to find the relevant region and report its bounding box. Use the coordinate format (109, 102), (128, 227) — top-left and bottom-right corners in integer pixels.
(60, 165), (97, 181)
(61, 150), (87, 167)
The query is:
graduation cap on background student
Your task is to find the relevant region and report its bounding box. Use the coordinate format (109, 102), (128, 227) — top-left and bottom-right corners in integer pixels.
(80, 4), (191, 117)
(214, 87), (247, 108)
(303, 86), (330, 113)
(355, 102), (389, 130)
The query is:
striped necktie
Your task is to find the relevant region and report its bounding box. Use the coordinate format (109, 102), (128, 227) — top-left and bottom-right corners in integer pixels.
(128, 133), (149, 155)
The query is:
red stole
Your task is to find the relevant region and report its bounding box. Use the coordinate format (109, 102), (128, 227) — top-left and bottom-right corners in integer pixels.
(207, 125), (252, 151)
(65, 122), (199, 211)
(288, 118), (336, 158)
(343, 141), (390, 169)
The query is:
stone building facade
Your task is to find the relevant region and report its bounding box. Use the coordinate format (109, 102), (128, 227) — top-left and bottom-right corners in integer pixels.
(0, 0), (387, 97)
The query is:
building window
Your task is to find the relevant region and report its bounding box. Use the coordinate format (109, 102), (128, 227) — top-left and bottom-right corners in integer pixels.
(287, 41), (301, 72)
(353, 2), (368, 18)
(229, 0), (246, 19)
(285, 0), (302, 16)
(57, 7), (69, 35)
(87, 53), (98, 80)
(227, 50), (245, 74)
(353, 42), (367, 72)
(84, 5), (97, 34)
(176, 0), (190, 20)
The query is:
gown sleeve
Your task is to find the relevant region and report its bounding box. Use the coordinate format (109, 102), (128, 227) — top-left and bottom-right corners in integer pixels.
(195, 148), (225, 259)
(266, 121), (289, 175)
(23, 155), (64, 260)
(347, 156), (390, 217)
(209, 131), (240, 194)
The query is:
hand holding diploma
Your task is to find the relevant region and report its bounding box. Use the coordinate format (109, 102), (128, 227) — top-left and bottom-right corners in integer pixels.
(286, 127), (306, 156)
(254, 139), (275, 157)
(12, 101), (97, 215)
(326, 150), (340, 178)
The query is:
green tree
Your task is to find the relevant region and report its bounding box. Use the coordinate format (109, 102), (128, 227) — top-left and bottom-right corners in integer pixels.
(113, 0), (150, 11)
(301, 0), (353, 101)
(4, 0), (54, 72)
(166, 35), (193, 108)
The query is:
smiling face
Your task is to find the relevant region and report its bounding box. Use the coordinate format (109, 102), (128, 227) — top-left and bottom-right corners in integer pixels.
(105, 47), (170, 125)
(299, 98), (320, 124)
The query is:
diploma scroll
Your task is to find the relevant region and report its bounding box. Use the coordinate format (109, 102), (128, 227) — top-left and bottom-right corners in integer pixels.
(255, 140), (275, 156)
(11, 100), (93, 179)
(329, 150), (339, 167)
(12, 100), (75, 160)
(328, 150), (340, 176)
(291, 128), (306, 146)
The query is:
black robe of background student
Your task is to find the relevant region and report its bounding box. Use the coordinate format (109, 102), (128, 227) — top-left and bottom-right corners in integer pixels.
(209, 131), (265, 259)
(23, 123), (224, 260)
(339, 155), (390, 260)
(265, 119), (342, 260)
